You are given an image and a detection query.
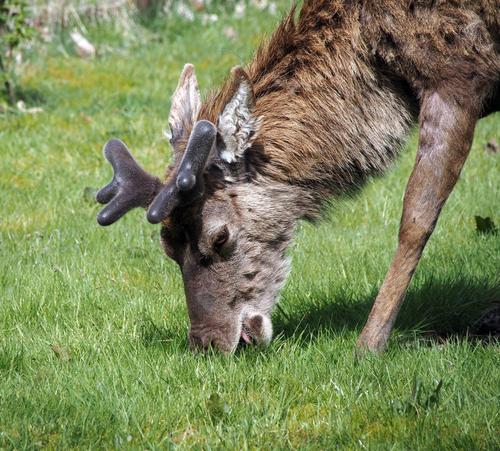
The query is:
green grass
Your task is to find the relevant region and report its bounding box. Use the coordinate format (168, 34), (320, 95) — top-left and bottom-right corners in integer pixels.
(1, 2), (499, 449)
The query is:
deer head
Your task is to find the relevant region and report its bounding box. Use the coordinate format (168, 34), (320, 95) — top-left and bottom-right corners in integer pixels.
(97, 64), (299, 353)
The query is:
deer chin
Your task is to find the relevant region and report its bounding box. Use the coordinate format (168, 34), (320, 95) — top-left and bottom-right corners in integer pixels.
(238, 307), (273, 348)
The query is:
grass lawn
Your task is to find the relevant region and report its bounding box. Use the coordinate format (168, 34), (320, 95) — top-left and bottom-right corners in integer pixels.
(1, 2), (499, 449)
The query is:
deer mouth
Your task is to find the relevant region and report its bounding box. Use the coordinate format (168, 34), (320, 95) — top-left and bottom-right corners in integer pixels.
(239, 324), (254, 345)
(238, 310), (273, 347)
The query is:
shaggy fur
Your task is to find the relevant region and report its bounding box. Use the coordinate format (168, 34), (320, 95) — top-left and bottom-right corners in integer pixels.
(198, 0), (498, 196)
(97, 0), (499, 353)
(169, 0), (499, 352)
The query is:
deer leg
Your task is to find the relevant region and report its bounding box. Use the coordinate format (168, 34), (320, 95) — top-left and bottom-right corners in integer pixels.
(356, 92), (479, 354)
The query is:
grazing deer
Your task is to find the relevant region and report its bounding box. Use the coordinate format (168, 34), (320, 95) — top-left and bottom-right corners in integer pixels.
(96, 0), (499, 353)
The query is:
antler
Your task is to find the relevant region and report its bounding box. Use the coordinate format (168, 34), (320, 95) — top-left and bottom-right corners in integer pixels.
(96, 139), (163, 226)
(147, 119), (216, 224)
(96, 120), (217, 227)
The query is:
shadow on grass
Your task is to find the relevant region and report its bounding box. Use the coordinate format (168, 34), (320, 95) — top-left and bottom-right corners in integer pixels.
(136, 278), (499, 351)
(14, 86), (45, 106)
(275, 277), (500, 345)
(139, 316), (178, 348)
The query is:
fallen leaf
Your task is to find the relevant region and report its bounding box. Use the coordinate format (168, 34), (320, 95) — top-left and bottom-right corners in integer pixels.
(170, 426), (196, 444)
(50, 344), (71, 361)
(16, 100), (43, 114)
(81, 113), (92, 124)
(189, 0), (205, 12)
(70, 30), (96, 58)
(223, 26), (238, 40)
(484, 138), (498, 154)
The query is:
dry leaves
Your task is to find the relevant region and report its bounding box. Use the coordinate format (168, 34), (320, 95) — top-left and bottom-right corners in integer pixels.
(50, 344), (72, 362)
(189, 0), (205, 12)
(484, 138), (498, 154)
(70, 30), (96, 58)
(223, 26), (238, 40)
(16, 101), (43, 114)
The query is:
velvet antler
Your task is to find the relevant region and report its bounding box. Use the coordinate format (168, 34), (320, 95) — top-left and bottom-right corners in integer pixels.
(96, 120), (217, 226)
(96, 139), (163, 226)
(147, 120), (216, 224)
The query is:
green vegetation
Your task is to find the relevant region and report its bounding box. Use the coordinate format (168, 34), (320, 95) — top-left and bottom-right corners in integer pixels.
(0, 0), (34, 104)
(1, 2), (499, 448)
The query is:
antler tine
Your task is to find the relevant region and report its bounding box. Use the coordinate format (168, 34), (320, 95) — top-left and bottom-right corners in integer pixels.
(146, 180), (181, 224)
(146, 120), (216, 224)
(96, 139), (163, 226)
(176, 120), (217, 191)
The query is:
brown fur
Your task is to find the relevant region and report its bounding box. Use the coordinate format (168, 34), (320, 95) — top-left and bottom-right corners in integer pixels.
(197, 0), (498, 196)
(172, 0), (499, 353)
(98, 0), (499, 353)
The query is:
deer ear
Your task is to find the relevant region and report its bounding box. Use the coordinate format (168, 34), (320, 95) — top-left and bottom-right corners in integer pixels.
(168, 64), (201, 146)
(218, 67), (261, 163)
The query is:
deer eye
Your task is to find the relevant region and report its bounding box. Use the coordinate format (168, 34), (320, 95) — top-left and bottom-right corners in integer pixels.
(213, 226), (229, 251)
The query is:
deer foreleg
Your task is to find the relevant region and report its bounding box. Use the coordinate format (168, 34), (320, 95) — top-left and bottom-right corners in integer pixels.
(357, 91), (479, 354)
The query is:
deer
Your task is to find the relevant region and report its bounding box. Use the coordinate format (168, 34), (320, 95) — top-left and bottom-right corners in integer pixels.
(96, 0), (499, 354)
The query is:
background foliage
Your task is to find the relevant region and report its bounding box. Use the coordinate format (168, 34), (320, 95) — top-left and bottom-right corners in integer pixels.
(0, 0), (35, 104)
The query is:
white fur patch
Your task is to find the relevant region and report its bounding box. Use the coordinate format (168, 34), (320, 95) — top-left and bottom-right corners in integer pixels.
(239, 306), (273, 346)
(258, 315), (273, 345)
(218, 80), (261, 163)
(168, 64), (200, 144)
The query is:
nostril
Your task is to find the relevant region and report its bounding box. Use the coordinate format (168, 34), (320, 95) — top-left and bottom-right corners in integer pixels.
(248, 315), (263, 333)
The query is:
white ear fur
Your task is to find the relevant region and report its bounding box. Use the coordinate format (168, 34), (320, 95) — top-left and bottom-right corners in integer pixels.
(218, 70), (261, 163)
(168, 64), (201, 144)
